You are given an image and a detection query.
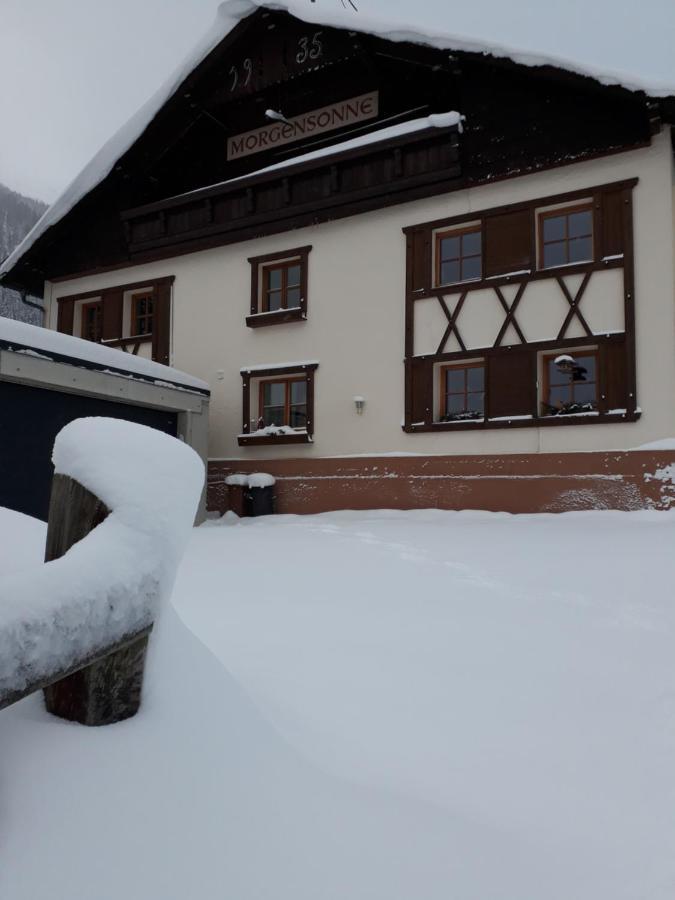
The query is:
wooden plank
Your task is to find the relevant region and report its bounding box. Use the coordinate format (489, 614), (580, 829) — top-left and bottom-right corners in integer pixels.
(0, 474), (153, 724)
(101, 288), (123, 342)
(56, 297), (75, 335)
(484, 208), (532, 278)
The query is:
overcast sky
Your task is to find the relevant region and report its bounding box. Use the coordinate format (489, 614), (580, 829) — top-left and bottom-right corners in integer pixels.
(1, 0), (674, 204)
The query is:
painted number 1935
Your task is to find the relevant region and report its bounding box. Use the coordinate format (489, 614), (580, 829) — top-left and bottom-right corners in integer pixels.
(296, 32), (323, 64)
(228, 58), (253, 92)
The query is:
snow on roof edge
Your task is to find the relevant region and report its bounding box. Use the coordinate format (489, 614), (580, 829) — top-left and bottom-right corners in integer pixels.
(0, 1), (253, 282)
(0, 316), (210, 393)
(2, 0), (673, 284)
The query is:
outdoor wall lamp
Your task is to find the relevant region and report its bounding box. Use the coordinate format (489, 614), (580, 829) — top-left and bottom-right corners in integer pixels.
(353, 396), (366, 415)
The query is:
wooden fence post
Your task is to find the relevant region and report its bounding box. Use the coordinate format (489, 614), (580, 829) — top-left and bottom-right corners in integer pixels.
(41, 474), (152, 726)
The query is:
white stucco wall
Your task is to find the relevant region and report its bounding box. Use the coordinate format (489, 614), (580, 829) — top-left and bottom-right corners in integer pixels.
(46, 129), (675, 460)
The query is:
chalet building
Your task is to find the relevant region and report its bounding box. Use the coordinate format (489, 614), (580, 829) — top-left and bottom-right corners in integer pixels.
(3, 0), (675, 514)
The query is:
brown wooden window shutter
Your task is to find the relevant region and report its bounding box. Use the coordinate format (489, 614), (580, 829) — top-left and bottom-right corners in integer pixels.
(57, 298), (75, 335)
(152, 280), (172, 365)
(484, 209), (532, 278)
(487, 350), (535, 419)
(599, 340), (628, 413)
(101, 289), (123, 342)
(599, 189), (625, 260)
(407, 229), (430, 294)
(409, 358), (433, 425)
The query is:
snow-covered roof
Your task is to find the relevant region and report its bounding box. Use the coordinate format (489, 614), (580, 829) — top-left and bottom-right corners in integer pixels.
(0, 316), (209, 393)
(2, 0), (673, 283)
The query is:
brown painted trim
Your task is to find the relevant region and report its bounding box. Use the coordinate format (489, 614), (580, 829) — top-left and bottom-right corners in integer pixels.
(403, 410), (640, 433)
(239, 363), (317, 439)
(247, 245), (313, 267)
(402, 178), (639, 236)
(248, 245), (311, 321)
(246, 308), (306, 328)
(409, 256), (623, 302)
(57, 275), (175, 303)
(241, 363), (318, 378)
(413, 331), (624, 364)
(622, 187), (638, 413)
(238, 432), (312, 447)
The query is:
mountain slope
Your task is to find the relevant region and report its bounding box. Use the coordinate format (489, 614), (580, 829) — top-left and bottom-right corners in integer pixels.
(0, 183), (47, 324)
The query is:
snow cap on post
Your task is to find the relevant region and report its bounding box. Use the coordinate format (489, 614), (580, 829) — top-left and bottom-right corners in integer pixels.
(0, 418), (204, 709)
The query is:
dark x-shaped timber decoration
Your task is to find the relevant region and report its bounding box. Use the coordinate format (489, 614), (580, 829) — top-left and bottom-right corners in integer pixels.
(436, 283), (528, 353)
(556, 272), (593, 340)
(493, 284), (527, 346)
(436, 291), (468, 353)
(435, 270), (598, 354)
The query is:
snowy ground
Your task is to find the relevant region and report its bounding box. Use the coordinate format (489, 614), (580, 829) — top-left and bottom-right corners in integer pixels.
(1, 507), (674, 899)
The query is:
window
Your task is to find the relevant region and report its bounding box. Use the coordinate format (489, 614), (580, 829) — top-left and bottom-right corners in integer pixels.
(538, 204), (593, 269)
(58, 276), (173, 364)
(259, 378), (307, 429)
(262, 262), (302, 312)
(436, 226), (482, 286)
(439, 361), (485, 421)
(131, 291), (154, 336)
(80, 300), (103, 343)
(247, 246), (311, 327)
(542, 350), (598, 415)
(239, 363), (317, 445)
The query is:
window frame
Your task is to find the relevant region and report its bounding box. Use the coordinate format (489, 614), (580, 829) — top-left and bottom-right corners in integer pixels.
(239, 363), (317, 446)
(130, 289), (155, 338)
(247, 245), (312, 328)
(541, 348), (599, 416)
(434, 224), (483, 287)
(537, 202), (594, 271)
(80, 299), (103, 343)
(261, 260), (303, 313)
(258, 376), (308, 430)
(438, 360), (485, 422)
(57, 275), (174, 364)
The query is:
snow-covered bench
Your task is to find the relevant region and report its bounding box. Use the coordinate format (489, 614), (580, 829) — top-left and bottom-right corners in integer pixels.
(0, 418), (204, 725)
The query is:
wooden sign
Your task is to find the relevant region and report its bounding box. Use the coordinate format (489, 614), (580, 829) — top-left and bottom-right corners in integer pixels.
(227, 92), (379, 161)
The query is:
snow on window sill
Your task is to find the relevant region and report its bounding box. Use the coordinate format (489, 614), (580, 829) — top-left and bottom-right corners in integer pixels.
(238, 428), (312, 447)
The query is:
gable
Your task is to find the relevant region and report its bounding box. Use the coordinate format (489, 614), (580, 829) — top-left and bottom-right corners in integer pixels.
(0, 4), (667, 295)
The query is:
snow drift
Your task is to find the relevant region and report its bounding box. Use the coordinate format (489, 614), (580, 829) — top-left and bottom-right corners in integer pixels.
(0, 417), (204, 701)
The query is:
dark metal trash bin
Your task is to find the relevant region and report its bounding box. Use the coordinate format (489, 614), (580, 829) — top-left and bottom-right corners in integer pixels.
(246, 484), (276, 516)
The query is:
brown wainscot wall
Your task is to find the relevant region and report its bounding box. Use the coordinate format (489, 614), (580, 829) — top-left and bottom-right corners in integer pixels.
(207, 450), (675, 516)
